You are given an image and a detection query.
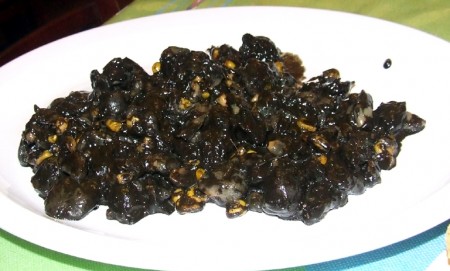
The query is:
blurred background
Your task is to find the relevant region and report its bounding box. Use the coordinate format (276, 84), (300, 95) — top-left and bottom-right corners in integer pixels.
(0, 0), (133, 66)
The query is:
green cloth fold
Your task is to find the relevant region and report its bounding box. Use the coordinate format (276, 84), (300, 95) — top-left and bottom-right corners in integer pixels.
(108, 0), (450, 42)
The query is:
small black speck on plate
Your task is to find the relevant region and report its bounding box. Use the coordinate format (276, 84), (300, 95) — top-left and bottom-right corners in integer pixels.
(383, 58), (392, 69)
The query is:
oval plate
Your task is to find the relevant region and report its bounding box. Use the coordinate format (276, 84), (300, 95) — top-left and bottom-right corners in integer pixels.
(1, 7), (450, 271)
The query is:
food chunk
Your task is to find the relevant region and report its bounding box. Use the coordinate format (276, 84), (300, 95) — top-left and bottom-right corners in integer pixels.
(18, 34), (425, 225)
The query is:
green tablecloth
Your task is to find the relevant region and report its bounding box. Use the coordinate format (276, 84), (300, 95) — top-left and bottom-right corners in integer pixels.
(108, 0), (450, 42)
(1, 1), (449, 271)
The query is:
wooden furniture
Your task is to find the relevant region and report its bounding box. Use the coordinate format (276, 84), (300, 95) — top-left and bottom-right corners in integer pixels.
(0, 0), (133, 66)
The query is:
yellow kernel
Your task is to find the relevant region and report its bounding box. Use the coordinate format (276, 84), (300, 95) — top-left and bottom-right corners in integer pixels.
(267, 139), (286, 156)
(188, 159), (200, 166)
(171, 194), (182, 205)
(171, 188), (183, 203)
(224, 59), (236, 70)
(374, 138), (396, 156)
(116, 174), (126, 184)
(228, 207), (243, 215)
(274, 61), (284, 73)
(152, 62), (161, 73)
(246, 149), (257, 154)
(317, 154), (328, 165)
(236, 146), (246, 156)
(216, 94), (227, 107)
(229, 206), (243, 213)
(226, 199), (248, 218)
(237, 199), (247, 207)
(55, 118), (68, 134)
(191, 193), (207, 203)
(191, 82), (201, 94)
(179, 97), (192, 110)
(387, 146), (395, 156)
(137, 137), (152, 152)
(297, 118), (317, 132)
(212, 48), (220, 60)
(36, 150), (53, 165)
(126, 116), (140, 128)
(225, 79), (233, 87)
(201, 91), (210, 99)
(47, 134), (58, 144)
(192, 75), (203, 83)
(186, 187), (195, 198)
(226, 72), (235, 80)
(143, 137), (152, 144)
(374, 142), (383, 154)
(231, 104), (240, 115)
(195, 168), (205, 180)
(106, 119), (122, 132)
(25, 131), (36, 143)
(251, 94), (259, 103)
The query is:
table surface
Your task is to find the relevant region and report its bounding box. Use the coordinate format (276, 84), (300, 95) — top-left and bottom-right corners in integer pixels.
(1, 1), (449, 270)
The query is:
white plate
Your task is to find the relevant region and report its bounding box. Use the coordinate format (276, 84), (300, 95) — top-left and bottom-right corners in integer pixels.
(1, 6), (450, 271)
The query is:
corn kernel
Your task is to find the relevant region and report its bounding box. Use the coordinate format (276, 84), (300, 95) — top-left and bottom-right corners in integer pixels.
(179, 97), (192, 110)
(274, 61), (284, 73)
(374, 138), (396, 156)
(188, 159), (200, 166)
(195, 168), (205, 180)
(238, 199), (246, 207)
(116, 173), (126, 184)
(183, 187), (207, 203)
(191, 193), (207, 204)
(152, 62), (161, 73)
(224, 59), (236, 70)
(225, 79), (233, 87)
(231, 104), (240, 115)
(25, 132), (36, 143)
(186, 187), (195, 197)
(226, 199), (248, 218)
(126, 116), (140, 128)
(251, 94), (259, 103)
(106, 119), (122, 132)
(374, 142), (383, 154)
(201, 91), (210, 99)
(192, 75), (203, 83)
(55, 118), (68, 134)
(212, 48), (220, 60)
(171, 188), (183, 203)
(236, 146), (246, 156)
(191, 81), (201, 94)
(317, 154), (328, 165)
(47, 134), (58, 144)
(267, 139), (286, 156)
(297, 118), (317, 132)
(36, 150), (53, 165)
(216, 94), (227, 107)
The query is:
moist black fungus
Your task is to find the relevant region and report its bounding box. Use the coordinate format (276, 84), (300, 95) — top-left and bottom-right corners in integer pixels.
(18, 34), (425, 225)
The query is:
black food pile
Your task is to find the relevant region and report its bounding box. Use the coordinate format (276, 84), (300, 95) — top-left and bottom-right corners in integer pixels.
(18, 34), (425, 225)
